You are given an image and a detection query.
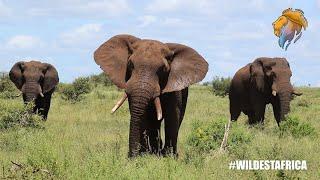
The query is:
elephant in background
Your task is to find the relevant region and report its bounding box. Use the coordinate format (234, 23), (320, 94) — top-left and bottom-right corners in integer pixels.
(229, 57), (301, 126)
(10, 61), (59, 120)
(94, 34), (208, 157)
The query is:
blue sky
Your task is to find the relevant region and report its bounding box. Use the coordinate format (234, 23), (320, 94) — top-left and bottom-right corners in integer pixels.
(0, 0), (319, 86)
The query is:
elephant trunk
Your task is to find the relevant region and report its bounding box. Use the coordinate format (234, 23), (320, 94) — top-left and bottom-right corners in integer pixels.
(127, 89), (152, 157)
(23, 81), (43, 103)
(277, 83), (293, 120)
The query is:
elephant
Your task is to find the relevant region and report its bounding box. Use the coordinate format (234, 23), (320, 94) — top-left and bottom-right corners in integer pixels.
(94, 34), (208, 157)
(229, 57), (302, 126)
(9, 61), (59, 120)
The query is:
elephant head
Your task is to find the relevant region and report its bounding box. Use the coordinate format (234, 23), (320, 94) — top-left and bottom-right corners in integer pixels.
(94, 34), (208, 156)
(249, 57), (301, 123)
(9, 61), (59, 103)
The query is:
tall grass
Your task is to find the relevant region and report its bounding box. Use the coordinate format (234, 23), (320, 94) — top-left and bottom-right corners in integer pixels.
(0, 85), (319, 179)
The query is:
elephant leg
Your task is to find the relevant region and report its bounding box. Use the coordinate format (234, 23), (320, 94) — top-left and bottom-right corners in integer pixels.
(146, 128), (162, 154)
(42, 95), (51, 120)
(249, 92), (266, 124)
(247, 111), (256, 125)
(229, 92), (242, 121)
(36, 95), (51, 120)
(254, 104), (266, 124)
(140, 105), (162, 155)
(230, 103), (241, 121)
(163, 114), (179, 156)
(272, 100), (281, 126)
(161, 90), (187, 157)
(261, 107), (266, 124)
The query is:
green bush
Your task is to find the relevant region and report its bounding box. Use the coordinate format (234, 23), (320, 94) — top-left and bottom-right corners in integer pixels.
(296, 99), (310, 107)
(280, 116), (316, 138)
(60, 77), (92, 102)
(89, 73), (113, 87)
(211, 76), (231, 97)
(0, 75), (20, 99)
(187, 118), (252, 153)
(0, 102), (43, 129)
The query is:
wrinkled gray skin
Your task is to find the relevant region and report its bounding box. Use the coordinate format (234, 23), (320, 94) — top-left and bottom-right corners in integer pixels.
(94, 35), (208, 157)
(229, 57), (301, 126)
(9, 61), (59, 120)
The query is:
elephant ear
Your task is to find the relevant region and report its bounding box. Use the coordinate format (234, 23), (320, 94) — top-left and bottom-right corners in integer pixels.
(250, 58), (276, 91)
(162, 43), (208, 93)
(94, 34), (140, 89)
(9, 61), (25, 90)
(43, 63), (59, 93)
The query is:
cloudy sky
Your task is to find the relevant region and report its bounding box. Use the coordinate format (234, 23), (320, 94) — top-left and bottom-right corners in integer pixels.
(0, 0), (319, 86)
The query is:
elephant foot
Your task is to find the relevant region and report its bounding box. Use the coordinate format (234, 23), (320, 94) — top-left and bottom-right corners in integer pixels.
(161, 147), (178, 158)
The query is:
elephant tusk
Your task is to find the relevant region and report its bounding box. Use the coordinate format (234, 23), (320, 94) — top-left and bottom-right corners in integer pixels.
(154, 97), (163, 120)
(162, 58), (170, 72)
(272, 90), (277, 96)
(38, 85), (44, 97)
(111, 93), (127, 114)
(292, 90), (303, 96)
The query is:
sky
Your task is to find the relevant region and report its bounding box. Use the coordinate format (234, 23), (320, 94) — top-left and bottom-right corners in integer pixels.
(0, 0), (319, 86)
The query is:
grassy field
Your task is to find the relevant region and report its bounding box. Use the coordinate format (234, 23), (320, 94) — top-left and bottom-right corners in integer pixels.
(0, 85), (319, 179)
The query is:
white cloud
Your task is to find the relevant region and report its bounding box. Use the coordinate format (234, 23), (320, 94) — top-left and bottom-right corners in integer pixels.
(146, 0), (270, 15)
(0, 0), (11, 17)
(5, 35), (44, 49)
(137, 16), (189, 29)
(146, 0), (214, 14)
(27, 0), (130, 18)
(138, 15), (157, 27)
(59, 23), (103, 47)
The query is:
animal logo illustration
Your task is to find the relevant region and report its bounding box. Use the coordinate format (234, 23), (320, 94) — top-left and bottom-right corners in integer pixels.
(272, 8), (308, 50)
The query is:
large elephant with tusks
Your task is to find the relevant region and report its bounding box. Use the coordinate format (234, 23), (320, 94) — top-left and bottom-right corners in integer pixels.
(94, 34), (208, 157)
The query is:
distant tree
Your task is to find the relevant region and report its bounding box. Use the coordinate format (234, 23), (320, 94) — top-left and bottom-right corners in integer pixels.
(89, 73), (113, 87)
(211, 76), (231, 97)
(60, 77), (92, 102)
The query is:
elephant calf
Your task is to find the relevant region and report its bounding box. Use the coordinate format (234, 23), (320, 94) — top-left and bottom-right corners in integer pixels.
(10, 61), (59, 120)
(94, 34), (208, 157)
(229, 57), (301, 126)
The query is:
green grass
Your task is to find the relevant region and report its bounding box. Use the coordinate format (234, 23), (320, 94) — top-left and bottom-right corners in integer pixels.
(0, 85), (319, 179)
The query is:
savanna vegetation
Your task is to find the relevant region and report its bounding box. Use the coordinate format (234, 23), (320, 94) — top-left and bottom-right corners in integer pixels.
(0, 74), (319, 179)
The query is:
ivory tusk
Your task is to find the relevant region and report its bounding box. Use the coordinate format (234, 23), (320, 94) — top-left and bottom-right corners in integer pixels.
(162, 58), (170, 71)
(111, 93), (127, 114)
(292, 90), (303, 96)
(154, 97), (163, 120)
(38, 85), (44, 97)
(272, 90), (277, 96)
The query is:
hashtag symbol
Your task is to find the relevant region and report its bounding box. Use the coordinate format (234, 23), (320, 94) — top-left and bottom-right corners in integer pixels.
(229, 161), (236, 170)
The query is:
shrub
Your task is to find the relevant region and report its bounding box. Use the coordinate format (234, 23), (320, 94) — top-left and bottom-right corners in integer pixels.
(73, 77), (91, 94)
(0, 75), (20, 99)
(60, 77), (92, 102)
(187, 118), (252, 153)
(0, 102), (43, 129)
(89, 73), (113, 87)
(211, 76), (231, 97)
(296, 99), (310, 107)
(280, 116), (316, 138)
